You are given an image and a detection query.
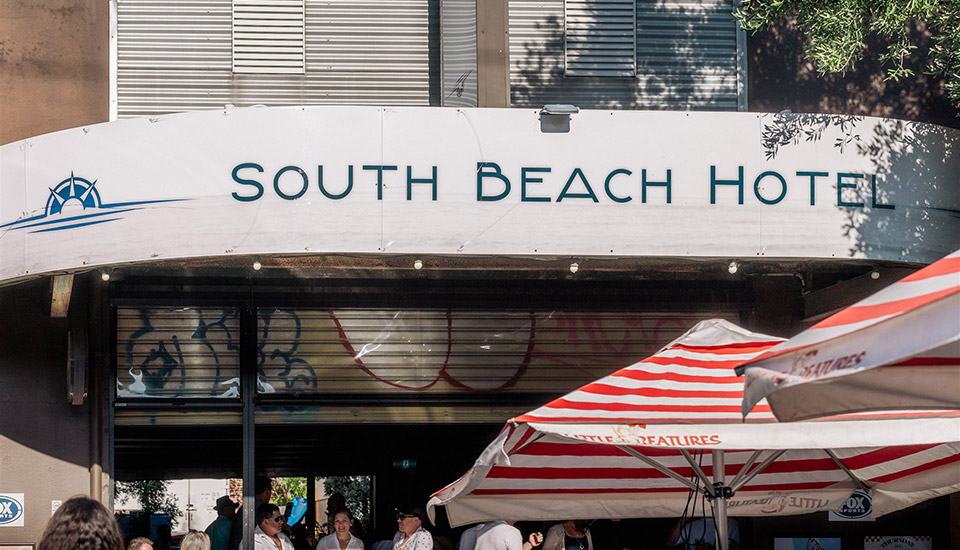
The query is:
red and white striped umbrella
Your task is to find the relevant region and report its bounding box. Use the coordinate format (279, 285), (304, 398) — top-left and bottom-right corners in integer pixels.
(428, 319), (960, 534)
(739, 249), (960, 422)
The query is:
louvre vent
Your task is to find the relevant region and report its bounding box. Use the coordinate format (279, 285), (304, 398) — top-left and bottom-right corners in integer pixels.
(510, 0), (742, 110)
(232, 0), (305, 74)
(564, 0), (636, 77)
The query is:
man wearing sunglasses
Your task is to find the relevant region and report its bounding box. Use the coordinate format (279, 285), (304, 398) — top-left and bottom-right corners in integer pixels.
(393, 506), (433, 550)
(251, 503), (294, 550)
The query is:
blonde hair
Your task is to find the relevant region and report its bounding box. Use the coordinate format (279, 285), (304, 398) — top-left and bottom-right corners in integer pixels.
(180, 531), (211, 550)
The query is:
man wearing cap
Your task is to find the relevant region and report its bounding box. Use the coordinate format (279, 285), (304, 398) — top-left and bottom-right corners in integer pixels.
(207, 496), (238, 550)
(393, 506), (432, 550)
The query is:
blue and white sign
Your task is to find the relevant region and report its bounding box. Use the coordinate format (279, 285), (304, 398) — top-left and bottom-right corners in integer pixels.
(0, 493), (24, 527)
(828, 489), (874, 522)
(1, 107), (958, 284)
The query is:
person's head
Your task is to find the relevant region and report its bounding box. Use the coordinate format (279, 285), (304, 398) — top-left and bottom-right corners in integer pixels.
(396, 506), (425, 536)
(180, 531), (210, 550)
(331, 508), (354, 538)
(214, 496), (238, 520)
(326, 493), (346, 515)
(562, 520), (589, 534)
(256, 503), (284, 536)
(128, 538), (153, 550)
(254, 476), (273, 502)
(37, 496), (123, 550)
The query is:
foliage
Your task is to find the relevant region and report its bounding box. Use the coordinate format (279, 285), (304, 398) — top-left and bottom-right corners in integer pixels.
(271, 477), (308, 506)
(735, 0), (960, 110)
(761, 113), (864, 159)
(323, 476), (372, 535)
(115, 480), (182, 519)
(114, 481), (182, 541)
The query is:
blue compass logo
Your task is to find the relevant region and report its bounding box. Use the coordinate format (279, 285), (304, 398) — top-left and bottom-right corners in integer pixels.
(0, 172), (187, 234)
(46, 173), (102, 215)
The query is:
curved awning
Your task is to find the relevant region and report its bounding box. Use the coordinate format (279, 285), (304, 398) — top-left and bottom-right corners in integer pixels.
(1, 107), (958, 285)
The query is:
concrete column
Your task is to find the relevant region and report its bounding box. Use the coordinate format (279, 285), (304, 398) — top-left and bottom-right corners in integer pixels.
(0, 1), (109, 145)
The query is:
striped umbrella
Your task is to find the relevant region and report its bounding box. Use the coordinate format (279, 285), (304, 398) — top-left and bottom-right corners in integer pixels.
(427, 319), (960, 550)
(738, 248), (960, 422)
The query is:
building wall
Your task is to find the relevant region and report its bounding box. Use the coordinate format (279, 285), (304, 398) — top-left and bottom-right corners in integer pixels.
(0, 0), (110, 145)
(508, 0), (744, 110)
(115, 0), (441, 117)
(0, 278), (94, 543)
(2, 2), (955, 149)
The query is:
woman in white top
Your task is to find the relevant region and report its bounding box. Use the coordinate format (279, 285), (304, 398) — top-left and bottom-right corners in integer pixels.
(316, 508), (364, 550)
(393, 506), (433, 550)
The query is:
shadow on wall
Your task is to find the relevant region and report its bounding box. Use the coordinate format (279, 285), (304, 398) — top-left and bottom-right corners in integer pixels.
(511, 6), (740, 110)
(513, 14), (625, 109)
(0, 278), (91, 467)
(845, 119), (960, 259)
(749, 16), (958, 129)
(761, 113), (960, 261)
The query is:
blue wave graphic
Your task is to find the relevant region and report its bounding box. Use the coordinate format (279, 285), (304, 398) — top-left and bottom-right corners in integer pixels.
(1, 198), (190, 234)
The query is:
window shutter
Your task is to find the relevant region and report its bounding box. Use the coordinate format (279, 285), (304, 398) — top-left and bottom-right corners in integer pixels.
(232, 0), (305, 74)
(564, 0), (636, 77)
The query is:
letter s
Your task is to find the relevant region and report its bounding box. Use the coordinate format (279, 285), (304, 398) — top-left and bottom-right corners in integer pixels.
(232, 163), (264, 201)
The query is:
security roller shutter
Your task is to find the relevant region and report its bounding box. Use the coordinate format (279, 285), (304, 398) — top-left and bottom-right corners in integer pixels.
(116, 307), (241, 399)
(564, 0), (636, 77)
(510, 0), (742, 110)
(114, 307), (735, 423)
(116, 0), (438, 117)
(232, 0), (306, 74)
(306, 0), (439, 106)
(256, 309), (737, 395)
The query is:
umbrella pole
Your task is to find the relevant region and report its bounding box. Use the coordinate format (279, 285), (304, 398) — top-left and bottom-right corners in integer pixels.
(712, 450), (729, 550)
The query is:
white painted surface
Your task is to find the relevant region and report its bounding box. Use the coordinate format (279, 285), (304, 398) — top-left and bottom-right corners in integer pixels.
(1, 107), (958, 283)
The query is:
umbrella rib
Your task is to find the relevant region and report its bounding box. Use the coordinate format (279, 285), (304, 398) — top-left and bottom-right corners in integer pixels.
(824, 449), (871, 492)
(680, 449), (714, 489)
(728, 449), (787, 493)
(615, 445), (708, 495)
(728, 450), (763, 489)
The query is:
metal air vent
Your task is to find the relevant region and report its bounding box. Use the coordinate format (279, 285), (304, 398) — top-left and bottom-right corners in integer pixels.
(232, 0), (305, 74)
(564, 0), (636, 77)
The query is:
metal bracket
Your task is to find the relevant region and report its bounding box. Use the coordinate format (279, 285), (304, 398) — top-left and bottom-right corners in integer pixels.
(714, 482), (734, 499)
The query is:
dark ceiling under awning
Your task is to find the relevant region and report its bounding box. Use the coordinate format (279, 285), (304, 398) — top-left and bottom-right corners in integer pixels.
(113, 422), (503, 483)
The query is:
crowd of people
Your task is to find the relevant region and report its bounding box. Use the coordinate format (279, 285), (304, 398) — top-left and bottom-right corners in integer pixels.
(35, 492), (739, 550)
(453, 518), (738, 550)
